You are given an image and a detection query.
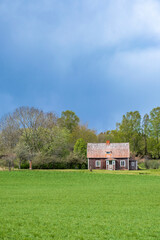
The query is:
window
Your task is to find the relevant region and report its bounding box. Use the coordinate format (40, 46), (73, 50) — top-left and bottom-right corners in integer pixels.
(106, 151), (112, 154)
(131, 162), (135, 167)
(95, 160), (101, 168)
(120, 160), (126, 167)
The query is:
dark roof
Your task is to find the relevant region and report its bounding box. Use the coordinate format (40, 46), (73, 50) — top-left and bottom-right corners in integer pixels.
(87, 143), (130, 158)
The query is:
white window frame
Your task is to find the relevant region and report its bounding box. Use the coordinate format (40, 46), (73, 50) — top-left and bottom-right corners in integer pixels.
(106, 151), (111, 154)
(131, 162), (135, 167)
(112, 160), (115, 166)
(95, 160), (101, 168)
(120, 160), (126, 167)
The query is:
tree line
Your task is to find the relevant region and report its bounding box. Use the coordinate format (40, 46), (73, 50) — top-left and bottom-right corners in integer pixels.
(98, 107), (160, 159)
(0, 107), (97, 170)
(0, 106), (160, 170)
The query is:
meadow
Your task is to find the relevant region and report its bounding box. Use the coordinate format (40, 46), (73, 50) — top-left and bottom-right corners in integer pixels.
(0, 170), (160, 240)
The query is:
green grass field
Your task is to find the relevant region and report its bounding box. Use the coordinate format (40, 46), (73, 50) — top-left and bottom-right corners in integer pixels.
(0, 170), (160, 240)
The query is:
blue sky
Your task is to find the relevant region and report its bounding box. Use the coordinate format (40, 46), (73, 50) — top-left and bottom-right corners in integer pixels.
(1, 0), (160, 132)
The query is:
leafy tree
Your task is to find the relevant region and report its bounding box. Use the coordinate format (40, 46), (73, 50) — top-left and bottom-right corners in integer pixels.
(19, 126), (70, 168)
(149, 107), (160, 142)
(148, 107), (160, 158)
(58, 110), (79, 133)
(70, 124), (97, 144)
(1, 153), (16, 171)
(66, 152), (86, 169)
(142, 114), (150, 156)
(117, 111), (142, 154)
(97, 129), (121, 143)
(38, 126), (70, 158)
(74, 138), (87, 158)
(14, 139), (31, 169)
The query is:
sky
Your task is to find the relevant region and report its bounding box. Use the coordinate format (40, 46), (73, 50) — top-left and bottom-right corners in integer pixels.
(1, 0), (160, 133)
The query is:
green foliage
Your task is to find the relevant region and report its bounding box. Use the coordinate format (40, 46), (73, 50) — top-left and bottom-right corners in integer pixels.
(118, 111), (142, 153)
(98, 111), (143, 156)
(14, 139), (30, 161)
(17, 126), (70, 168)
(148, 107), (160, 158)
(65, 152), (86, 169)
(34, 126), (70, 158)
(149, 107), (160, 138)
(70, 125), (97, 144)
(20, 161), (29, 169)
(138, 162), (146, 170)
(142, 114), (150, 155)
(3, 105), (160, 169)
(98, 129), (121, 143)
(58, 110), (80, 133)
(144, 160), (160, 169)
(74, 138), (87, 158)
(1, 171), (160, 239)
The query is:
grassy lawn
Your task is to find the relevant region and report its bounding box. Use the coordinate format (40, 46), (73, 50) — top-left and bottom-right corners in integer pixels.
(0, 170), (160, 239)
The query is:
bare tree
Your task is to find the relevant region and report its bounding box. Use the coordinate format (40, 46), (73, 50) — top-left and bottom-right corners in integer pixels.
(13, 106), (57, 169)
(0, 113), (21, 149)
(0, 112), (21, 170)
(0, 106), (58, 170)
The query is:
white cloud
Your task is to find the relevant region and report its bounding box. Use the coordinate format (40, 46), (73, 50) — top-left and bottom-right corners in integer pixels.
(1, 0), (160, 47)
(106, 47), (160, 84)
(1, 0), (160, 82)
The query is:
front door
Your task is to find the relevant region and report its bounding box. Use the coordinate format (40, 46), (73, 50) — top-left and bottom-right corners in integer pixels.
(109, 160), (113, 170)
(106, 160), (115, 170)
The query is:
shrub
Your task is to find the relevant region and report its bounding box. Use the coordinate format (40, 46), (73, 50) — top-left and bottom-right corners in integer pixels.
(138, 162), (146, 170)
(144, 160), (160, 169)
(21, 162), (29, 169)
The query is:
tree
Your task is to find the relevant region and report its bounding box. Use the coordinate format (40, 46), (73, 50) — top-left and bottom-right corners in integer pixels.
(1, 153), (16, 171)
(117, 111), (142, 154)
(37, 126), (70, 159)
(14, 140), (31, 169)
(149, 107), (160, 158)
(18, 126), (70, 168)
(97, 129), (121, 143)
(142, 114), (150, 156)
(74, 138), (87, 158)
(58, 110), (80, 133)
(66, 152), (86, 169)
(0, 113), (21, 150)
(0, 113), (21, 170)
(13, 106), (57, 169)
(70, 124), (97, 144)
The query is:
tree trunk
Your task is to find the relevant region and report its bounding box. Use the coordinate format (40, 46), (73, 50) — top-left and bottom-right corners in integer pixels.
(144, 135), (147, 155)
(29, 160), (32, 170)
(12, 159), (14, 170)
(8, 161), (11, 171)
(19, 160), (21, 169)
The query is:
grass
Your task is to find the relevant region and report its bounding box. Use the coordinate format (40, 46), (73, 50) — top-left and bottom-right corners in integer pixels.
(0, 170), (160, 239)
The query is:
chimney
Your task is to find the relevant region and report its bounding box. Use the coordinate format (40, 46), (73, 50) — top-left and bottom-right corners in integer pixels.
(106, 140), (110, 145)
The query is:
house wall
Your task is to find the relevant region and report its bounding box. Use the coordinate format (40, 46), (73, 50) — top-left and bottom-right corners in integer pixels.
(88, 158), (129, 170)
(129, 160), (137, 170)
(115, 158), (129, 170)
(88, 159), (106, 170)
